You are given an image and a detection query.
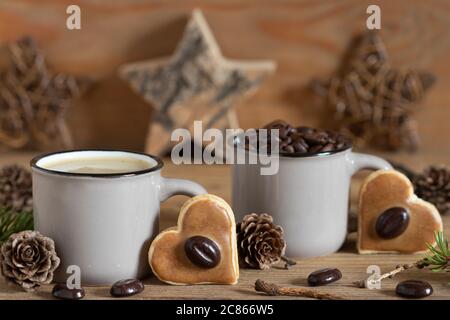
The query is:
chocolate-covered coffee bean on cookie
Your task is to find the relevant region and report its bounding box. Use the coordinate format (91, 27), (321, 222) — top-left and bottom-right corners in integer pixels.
(375, 207), (410, 239)
(185, 236), (221, 268)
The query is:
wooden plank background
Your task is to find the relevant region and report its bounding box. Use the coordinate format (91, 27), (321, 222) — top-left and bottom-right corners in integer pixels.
(0, 0), (449, 157)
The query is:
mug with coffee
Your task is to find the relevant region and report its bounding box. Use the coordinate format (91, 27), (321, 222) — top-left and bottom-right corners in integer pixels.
(31, 150), (206, 285)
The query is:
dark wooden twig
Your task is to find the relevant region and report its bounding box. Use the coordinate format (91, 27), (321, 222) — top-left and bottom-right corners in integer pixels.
(255, 279), (344, 300)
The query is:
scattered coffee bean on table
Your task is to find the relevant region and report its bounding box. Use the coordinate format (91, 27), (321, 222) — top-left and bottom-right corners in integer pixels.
(110, 279), (145, 297)
(245, 120), (352, 155)
(396, 280), (433, 298)
(52, 283), (85, 300)
(185, 235), (221, 268)
(375, 207), (410, 239)
(307, 268), (342, 286)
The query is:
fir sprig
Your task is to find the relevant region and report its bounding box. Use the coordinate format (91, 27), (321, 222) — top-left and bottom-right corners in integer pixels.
(422, 231), (450, 272)
(0, 207), (34, 244)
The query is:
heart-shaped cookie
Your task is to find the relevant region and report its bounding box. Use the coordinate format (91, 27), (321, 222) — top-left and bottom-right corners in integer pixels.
(358, 170), (443, 254)
(148, 194), (239, 285)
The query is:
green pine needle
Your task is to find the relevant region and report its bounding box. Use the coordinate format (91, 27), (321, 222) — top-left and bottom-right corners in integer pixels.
(422, 231), (450, 273)
(0, 207), (34, 244)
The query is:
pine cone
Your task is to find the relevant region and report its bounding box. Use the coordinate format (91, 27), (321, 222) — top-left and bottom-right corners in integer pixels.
(0, 230), (60, 291)
(236, 213), (286, 270)
(414, 166), (450, 215)
(0, 165), (33, 212)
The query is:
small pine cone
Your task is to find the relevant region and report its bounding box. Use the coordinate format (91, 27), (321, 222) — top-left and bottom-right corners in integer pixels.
(0, 230), (60, 291)
(414, 165), (450, 215)
(0, 165), (33, 212)
(236, 213), (286, 270)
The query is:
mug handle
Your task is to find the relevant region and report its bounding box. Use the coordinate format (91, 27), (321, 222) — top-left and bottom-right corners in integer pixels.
(347, 152), (392, 175)
(159, 177), (207, 202)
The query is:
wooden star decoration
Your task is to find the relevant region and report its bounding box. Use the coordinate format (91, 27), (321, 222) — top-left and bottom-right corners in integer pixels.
(312, 31), (436, 151)
(119, 9), (276, 155)
(0, 37), (91, 150)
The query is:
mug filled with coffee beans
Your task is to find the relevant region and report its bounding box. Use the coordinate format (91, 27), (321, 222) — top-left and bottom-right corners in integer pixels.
(231, 120), (392, 257)
(31, 150), (206, 285)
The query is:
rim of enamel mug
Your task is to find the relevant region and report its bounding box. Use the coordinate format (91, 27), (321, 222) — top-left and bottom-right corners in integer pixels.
(229, 134), (353, 158)
(30, 149), (164, 178)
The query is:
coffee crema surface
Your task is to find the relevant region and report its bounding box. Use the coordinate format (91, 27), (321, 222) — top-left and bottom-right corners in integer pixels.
(43, 157), (151, 174)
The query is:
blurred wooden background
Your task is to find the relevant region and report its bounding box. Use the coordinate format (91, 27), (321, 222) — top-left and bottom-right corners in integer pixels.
(0, 0), (449, 160)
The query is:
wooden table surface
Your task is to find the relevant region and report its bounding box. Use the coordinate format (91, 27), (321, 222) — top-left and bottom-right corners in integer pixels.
(0, 151), (449, 300)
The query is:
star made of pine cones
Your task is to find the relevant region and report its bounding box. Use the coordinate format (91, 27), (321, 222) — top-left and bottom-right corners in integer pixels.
(236, 213), (286, 270)
(0, 37), (91, 150)
(312, 31), (436, 151)
(0, 230), (60, 291)
(0, 164), (33, 213)
(414, 166), (450, 215)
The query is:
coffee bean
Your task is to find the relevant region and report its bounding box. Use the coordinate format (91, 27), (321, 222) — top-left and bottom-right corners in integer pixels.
(110, 279), (145, 297)
(303, 132), (327, 146)
(279, 128), (290, 139)
(298, 138), (308, 148)
(264, 120), (288, 130)
(321, 143), (335, 152)
(185, 236), (221, 268)
(284, 136), (292, 145)
(289, 131), (300, 139)
(326, 131), (338, 141)
(396, 280), (433, 298)
(307, 268), (342, 286)
(309, 144), (323, 153)
(292, 141), (307, 153)
(375, 207), (410, 239)
(297, 126), (314, 134)
(282, 145), (295, 153)
(52, 283), (85, 300)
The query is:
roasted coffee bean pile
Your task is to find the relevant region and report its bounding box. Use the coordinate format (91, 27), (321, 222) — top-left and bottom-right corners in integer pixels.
(245, 120), (352, 155)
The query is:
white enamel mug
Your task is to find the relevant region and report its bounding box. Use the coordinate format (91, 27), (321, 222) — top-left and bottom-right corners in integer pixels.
(231, 140), (392, 258)
(31, 150), (206, 285)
